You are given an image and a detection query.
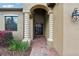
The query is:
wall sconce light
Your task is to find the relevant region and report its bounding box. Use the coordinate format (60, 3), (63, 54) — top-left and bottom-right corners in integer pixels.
(47, 3), (56, 9)
(72, 8), (79, 22)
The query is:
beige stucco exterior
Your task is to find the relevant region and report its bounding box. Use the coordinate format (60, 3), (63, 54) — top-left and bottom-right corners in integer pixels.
(1, 3), (79, 56)
(0, 10), (23, 40)
(53, 3), (63, 55)
(63, 3), (79, 56)
(53, 3), (79, 55)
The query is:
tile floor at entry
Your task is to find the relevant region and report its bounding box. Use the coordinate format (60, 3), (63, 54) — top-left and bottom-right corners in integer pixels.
(30, 37), (59, 56)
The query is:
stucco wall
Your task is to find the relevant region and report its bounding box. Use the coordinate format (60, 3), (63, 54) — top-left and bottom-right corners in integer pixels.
(53, 4), (63, 55)
(0, 11), (23, 40)
(63, 3), (79, 56)
(23, 3), (48, 11)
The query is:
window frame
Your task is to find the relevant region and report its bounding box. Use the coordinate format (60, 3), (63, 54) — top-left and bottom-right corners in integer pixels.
(5, 16), (18, 31)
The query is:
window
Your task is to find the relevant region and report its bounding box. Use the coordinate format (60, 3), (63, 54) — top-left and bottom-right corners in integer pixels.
(5, 16), (18, 31)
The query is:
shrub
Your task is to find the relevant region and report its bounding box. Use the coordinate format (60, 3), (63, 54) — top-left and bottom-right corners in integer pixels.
(0, 31), (13, 46)
(8, 39), (30, 52)
(4, 31), (13, 45)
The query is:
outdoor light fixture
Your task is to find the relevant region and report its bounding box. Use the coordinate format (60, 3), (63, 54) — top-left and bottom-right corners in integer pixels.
(47, 3), (56, 9)
(72, 8), (79, 22)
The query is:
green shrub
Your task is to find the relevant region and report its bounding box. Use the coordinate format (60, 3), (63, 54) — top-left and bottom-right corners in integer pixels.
(8, 39), (30, 52)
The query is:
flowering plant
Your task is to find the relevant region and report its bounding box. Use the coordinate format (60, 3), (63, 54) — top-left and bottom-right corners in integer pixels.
(0, 31), (13, 47)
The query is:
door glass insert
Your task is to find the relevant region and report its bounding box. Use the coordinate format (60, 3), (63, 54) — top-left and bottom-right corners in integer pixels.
(35, 23), (43, 35)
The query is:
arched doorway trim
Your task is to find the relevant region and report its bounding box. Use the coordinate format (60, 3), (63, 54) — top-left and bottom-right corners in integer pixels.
(30, 4), (49, 39)
(30, 4), (49, 13)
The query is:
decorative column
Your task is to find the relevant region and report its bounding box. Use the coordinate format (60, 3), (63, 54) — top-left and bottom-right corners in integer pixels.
(47, 10), (54, 48)
(22, 10), (31, 44)
(29, 14), (33, 40)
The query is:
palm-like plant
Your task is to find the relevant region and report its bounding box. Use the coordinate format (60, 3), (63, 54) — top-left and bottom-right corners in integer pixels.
(8, 39), (30, 52)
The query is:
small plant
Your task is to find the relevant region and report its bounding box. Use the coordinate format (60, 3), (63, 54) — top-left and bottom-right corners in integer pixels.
(8, 39), (30, 52)
(4, 31), (13, 45)
(0, 31), (13, 47)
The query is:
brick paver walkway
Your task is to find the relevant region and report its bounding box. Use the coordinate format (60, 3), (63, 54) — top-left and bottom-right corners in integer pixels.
(30, 37), (59, 56)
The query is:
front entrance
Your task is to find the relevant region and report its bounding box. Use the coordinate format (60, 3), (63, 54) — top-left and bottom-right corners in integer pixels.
(34, 23), (43, 35)
(33, 8), (47, 38)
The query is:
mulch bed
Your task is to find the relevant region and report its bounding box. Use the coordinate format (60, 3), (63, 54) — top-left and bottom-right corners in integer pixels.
(0, 46), (32, 56)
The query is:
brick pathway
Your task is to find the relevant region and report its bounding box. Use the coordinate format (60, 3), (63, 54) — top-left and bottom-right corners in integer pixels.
(30, 37), (59, 56)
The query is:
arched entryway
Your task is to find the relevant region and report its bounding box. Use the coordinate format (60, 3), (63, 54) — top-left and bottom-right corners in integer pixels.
(23, 4), (54, 53)
(33, 8), (47, 38)
(29, 5), (58, 55)
(30, 5), (48, 38)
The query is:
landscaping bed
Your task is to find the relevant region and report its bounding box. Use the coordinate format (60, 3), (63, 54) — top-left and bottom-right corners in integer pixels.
(0, 31), (32, 56)
(0, 46), (31, 56)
